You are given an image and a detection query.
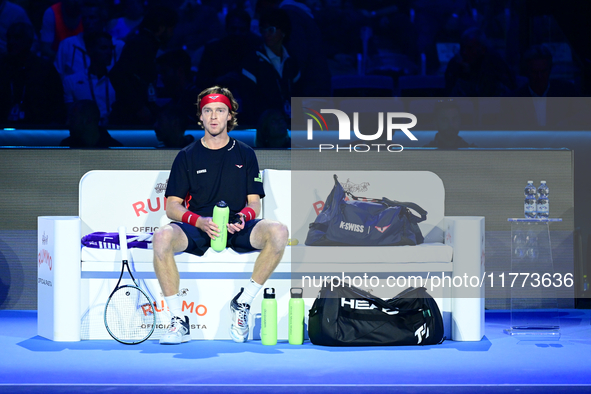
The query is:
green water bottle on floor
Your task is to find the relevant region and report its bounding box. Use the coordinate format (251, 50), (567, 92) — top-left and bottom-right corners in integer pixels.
(261, 288), (277, 345)
(211, 201), (229, 252)
(289, 288), (304, 345)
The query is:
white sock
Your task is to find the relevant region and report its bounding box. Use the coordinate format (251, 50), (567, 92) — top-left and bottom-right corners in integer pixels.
(237, 278), (263, 305)
(165, 294), (183, 318)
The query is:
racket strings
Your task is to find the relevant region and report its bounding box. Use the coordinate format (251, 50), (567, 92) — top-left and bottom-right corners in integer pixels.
(105, 286), (155, 344)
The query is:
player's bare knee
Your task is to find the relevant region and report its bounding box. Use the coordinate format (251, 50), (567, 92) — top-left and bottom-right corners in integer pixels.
(153, 225), (176, 256)
(266, 221), (289, 250)
(275, 222), (289, 245)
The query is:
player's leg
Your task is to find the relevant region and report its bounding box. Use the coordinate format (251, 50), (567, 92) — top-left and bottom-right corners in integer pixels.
(153, 223), (189, 297)
(227, 219), (288, 342)
(249, 220), (289, 284)
(153, 223), (191, 344)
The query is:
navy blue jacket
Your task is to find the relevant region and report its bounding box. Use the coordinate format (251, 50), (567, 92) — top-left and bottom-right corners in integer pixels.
(241, 45), (301, 125)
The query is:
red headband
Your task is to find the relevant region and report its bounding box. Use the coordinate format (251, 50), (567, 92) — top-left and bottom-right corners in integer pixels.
(199, 94), (232, 111)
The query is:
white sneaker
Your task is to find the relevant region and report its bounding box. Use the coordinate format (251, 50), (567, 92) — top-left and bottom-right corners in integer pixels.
(229, 288), (250, 343)
(159, 316), (191, 345)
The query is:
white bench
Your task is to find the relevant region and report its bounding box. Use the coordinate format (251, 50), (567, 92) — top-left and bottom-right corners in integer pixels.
(37, 169), (484, 342)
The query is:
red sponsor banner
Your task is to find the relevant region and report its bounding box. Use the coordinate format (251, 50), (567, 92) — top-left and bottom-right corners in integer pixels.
(132, 197), (167, 217)
(38, 249), (53, 271)
(148, 299), (208, 317)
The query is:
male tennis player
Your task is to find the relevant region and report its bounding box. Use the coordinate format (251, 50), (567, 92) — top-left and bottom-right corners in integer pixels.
(153, 86), (288, 345)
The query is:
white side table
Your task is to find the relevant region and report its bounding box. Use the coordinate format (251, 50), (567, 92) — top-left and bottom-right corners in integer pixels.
(37, 216), (81, 341)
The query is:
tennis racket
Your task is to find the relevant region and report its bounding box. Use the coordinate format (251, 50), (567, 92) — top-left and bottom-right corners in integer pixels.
(104, 226), (156, 344)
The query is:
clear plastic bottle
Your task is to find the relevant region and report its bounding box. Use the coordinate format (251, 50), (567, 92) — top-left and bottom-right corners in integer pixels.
(536, 181), (549, 219)
(524, 181), (537, 218)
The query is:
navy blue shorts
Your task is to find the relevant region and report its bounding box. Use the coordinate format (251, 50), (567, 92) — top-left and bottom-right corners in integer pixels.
(172, 219), (262, 257)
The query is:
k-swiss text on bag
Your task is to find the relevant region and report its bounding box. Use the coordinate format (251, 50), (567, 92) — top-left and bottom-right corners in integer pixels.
(305, 175), (427, 246)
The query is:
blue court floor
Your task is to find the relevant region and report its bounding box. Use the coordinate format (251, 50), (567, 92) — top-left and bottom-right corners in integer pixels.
(1, 309), (591, 393)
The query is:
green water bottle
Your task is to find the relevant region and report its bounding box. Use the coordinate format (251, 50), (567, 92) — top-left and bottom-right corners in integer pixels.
(261, 288), (277, 345)
(289, 288), (304, 345)
(211, 201), (229, 252)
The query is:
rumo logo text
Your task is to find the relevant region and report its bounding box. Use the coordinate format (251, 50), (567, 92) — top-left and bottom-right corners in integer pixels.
(38, 249), (53, 271)
(145, 299), (207, 317)
(132, 197), (167, 217)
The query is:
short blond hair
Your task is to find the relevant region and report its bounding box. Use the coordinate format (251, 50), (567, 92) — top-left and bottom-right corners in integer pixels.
(196, 86), (239, 131)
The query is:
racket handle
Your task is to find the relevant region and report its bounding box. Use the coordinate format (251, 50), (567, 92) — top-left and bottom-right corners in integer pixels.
(118, 226), (129, 261)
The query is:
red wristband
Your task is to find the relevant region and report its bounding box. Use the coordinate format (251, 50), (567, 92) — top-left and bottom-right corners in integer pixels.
(182, 211), (200, 227)
(240, 207), (256, 222)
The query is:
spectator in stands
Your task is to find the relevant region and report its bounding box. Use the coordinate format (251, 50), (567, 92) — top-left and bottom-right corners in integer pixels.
(279, 0), (331, 97)
(40, 0), (84, 60)
(444, 27), (516, 97)
(423, 99), (476, 149)
(54, 0), (125, 79)
(109, 5), (178, 125)
(314, 0), (364, 62)
(154, 105), (194, 149)
(156, 49), (199, 125)
(0, 22), (66, 125)
(167, 0), (221, 66)
(24, 0), (54, 37)
(241, 8), (301, 126)
(512, 45), (578, 98)
(196, 8), (261, 96)
(504, 45), (582, 129)
(60, 99), (122, 148)
(0, 0), (33, 56)
(107, 0), (145, 41)
(412, 0), (476, 75)
(62, 31), (116, 126)
(255, 108), (291, 148)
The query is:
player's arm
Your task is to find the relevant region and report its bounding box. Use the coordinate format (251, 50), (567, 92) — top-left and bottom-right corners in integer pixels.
(165, 196), (189, 222)
(228, 194), (261, 234)
(243, 194), (261, 219)
(166, 196), (220, 239)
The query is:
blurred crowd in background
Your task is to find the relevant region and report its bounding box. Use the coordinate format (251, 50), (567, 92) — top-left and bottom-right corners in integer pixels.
(0, 0), (588, 148)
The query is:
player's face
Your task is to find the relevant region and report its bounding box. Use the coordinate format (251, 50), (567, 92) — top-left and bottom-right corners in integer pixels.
(260, 25), (284, 49)
(200, 103), (232, 136)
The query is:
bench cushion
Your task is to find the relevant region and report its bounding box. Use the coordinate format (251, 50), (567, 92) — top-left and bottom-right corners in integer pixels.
(81, 242), (452, 270)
